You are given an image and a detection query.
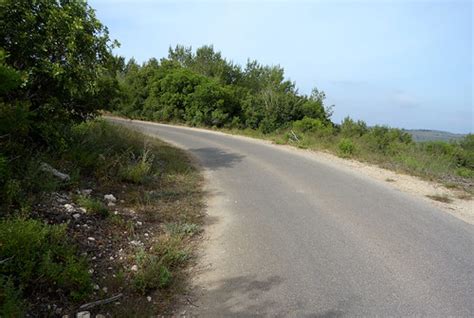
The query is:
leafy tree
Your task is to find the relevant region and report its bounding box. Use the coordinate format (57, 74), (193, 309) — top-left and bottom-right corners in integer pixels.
(0, 0), (116, 144)
(116, 45), (333, 133)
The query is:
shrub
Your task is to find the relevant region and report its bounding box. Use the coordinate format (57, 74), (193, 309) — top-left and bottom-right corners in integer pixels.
(456, 167), (474, 178)
(293, 117), (333, 136)
(132, 235), (189, 294)
(0, 218), (92, 308)
(363, 125), (412, 154)
(340, 117), (368, 137)
(0, 277), (24, 317)
(338, 138), (356, 157)
(120, 147), (155, 184)
(76, 196), (109, 218)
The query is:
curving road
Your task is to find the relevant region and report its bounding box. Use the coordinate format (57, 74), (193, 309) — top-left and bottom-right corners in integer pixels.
(109, 117), (473, 317)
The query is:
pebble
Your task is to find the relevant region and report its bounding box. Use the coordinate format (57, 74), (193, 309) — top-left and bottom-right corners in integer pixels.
(136, 221), (143, 226)
(94, 284), (100, 290)
(102, 287), (108, 293)
(130, 240), (142, 246)
(131, 265), (138, 272)
(64, 204), (75, 213)
(79, 207), (87, 213)
(104, 194), (117, 202)
(76, 311), (90, 318)
(87, 237), (95, 241)
(82, 189), (93, 195)
(72, 213), (81, 220)
(147, 296), (152, 302)
(108, 202), (116, 207)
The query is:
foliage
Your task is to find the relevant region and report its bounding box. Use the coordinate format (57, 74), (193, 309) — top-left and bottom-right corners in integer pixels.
(0, 0), (116, 129)
(338, 138), (356, 157)
(132, 235), (189, 294)
(0, 0), (117, 211)
(119, 147), (155, 184)
(293, 117), (333, 135)
(0, 218), (91, 314)
(115, 45), (332, 133)
(76, 195), (109, 218)
(340, 116), (368, 137)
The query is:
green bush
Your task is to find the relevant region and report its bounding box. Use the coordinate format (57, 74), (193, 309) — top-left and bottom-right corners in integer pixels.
(76, 196), (109, 218)
(340, 117), (368, 137)
(119, 148), (155, 184)
(362, 125), (412, 155)
(132, 235), (189, 294)
(0, 276), (24, 317)
(293, 117), (333, 136)
(338, 138), (356, 157)
(0, 218), (92, 309)
(456, 167), (474, 178)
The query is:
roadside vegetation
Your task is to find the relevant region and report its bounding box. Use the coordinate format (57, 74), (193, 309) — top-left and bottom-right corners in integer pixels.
(1, 1), (203, 316)
(111, 47), (473, 193)
(0, 0), (471, 314)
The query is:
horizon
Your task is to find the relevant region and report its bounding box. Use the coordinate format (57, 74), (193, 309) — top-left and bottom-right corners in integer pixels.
(90, 0), (473, 134)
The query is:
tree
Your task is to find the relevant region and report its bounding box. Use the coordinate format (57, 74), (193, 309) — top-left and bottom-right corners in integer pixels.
(0, 0), (116, 144)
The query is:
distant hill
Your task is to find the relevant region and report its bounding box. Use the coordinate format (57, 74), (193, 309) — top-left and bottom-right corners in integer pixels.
(404, 129), (467, 142)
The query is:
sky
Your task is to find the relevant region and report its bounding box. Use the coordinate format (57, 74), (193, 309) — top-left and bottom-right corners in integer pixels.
(90, 0), (473, 133)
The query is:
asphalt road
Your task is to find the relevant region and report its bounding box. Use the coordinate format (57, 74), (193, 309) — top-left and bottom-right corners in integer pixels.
(109, 118), (474, 317)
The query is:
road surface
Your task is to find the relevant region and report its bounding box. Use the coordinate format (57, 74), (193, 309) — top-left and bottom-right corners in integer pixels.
(109, 117), (474, 317)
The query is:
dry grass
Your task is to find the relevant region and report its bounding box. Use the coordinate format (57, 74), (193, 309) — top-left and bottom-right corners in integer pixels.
(1, 121), (206, 316)
(426, 194), (453, 203)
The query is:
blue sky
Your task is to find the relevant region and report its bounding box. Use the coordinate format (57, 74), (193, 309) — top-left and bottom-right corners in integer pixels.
(90, 0), (473, 133)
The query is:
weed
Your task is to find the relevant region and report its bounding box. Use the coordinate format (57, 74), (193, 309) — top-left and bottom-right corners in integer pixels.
(132, 235), (189, 295)
(338, 138), (356, 157)
(109, 214), (125, 227)
(120, 146), (155, 184)
(76, 195), (109, 218)
(457, 193), (472, 201)
(164, 222), (200, 237)
(444, 183), (458, 189)
(426, 194), (453, 203)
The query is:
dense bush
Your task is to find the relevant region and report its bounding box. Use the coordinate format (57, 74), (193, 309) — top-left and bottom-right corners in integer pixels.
(0, 0), (117, 211)
(115, 45), (332, 133)
(340, 116), (368, 137)
(293, 117), (333, 136)
(338, 138), (356, 157)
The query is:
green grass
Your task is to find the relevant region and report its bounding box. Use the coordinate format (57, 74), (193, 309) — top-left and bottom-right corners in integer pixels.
(216, 122), (474, 194)
(132, 232), (192, 293)
(119, 146), (155, 184)
(1, 119), (205, 315)
(0, 218), (92, 315)
(76, 195), (109, 217)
